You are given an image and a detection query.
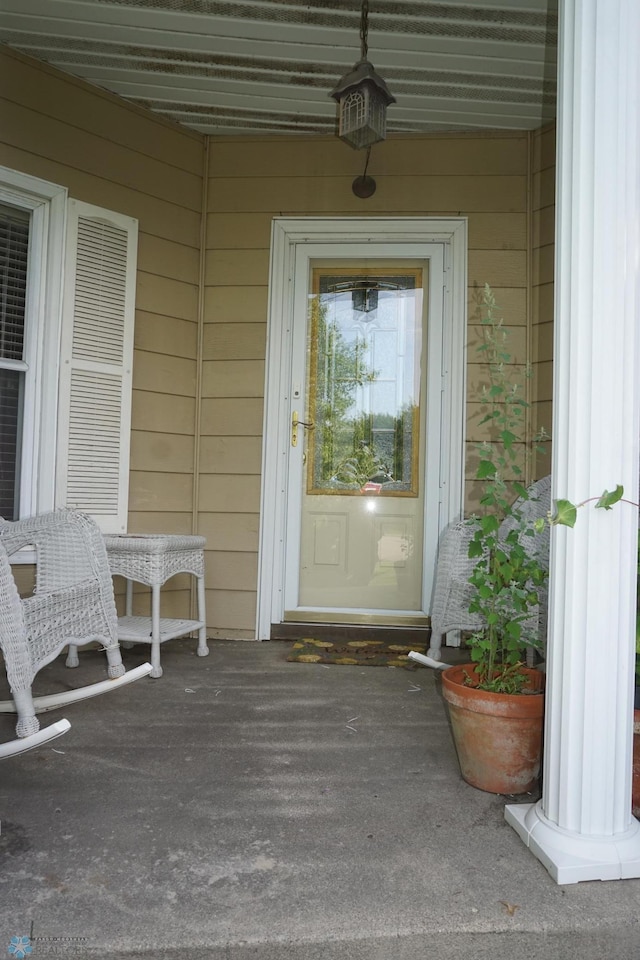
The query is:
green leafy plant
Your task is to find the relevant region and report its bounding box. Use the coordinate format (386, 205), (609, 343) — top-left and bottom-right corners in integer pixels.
(467, 285), (633, 694)
(466, 285), (548, 692)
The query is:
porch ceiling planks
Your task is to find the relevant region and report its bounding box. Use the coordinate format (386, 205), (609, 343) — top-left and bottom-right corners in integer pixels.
(0, 0), (557, 136)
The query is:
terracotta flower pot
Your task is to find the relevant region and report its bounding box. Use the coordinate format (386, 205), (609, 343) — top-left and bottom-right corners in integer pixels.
(441, 664), (545, 795)
(633, 709), (640, 818)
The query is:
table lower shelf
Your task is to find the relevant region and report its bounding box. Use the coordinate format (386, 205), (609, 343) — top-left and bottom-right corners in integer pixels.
(117, 615), (205, 644)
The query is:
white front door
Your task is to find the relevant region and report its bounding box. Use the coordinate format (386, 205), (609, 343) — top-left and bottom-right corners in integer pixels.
(257, 219), (467, 640)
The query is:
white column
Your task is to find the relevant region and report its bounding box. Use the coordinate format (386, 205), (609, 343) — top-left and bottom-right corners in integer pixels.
(505, 0), (640, 884)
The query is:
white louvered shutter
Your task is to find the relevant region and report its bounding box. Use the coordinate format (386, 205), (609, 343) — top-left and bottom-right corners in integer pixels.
(56, 199), (138, 533)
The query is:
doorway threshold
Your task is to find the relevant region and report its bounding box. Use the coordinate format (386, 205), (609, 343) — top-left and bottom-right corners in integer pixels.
(271, 622), (431, 644)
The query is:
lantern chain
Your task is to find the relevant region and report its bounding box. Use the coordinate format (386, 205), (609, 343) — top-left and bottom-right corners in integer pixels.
(359, 0), (369, 60)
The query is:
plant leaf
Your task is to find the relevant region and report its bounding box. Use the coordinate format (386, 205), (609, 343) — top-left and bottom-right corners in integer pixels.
(468, 539), (484, 558)
(477, 460), (497, 480)
(550, 499), (577, 527)
(596, 485), (624, 510)
(480, 514), (500, 535)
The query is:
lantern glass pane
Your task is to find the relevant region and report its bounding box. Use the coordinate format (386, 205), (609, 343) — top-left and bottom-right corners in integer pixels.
(343, 90), (367, 133)
(339, 84), (387, 149)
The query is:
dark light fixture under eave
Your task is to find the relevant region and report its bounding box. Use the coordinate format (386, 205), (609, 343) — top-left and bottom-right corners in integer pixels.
(330, 1), (396, 151)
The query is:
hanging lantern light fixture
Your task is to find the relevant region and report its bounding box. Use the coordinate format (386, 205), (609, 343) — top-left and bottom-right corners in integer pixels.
(330, 0), (395, 151)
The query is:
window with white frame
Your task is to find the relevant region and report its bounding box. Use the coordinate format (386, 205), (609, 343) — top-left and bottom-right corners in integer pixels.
(0, 167), (137, 534)
(0, 203), (29, 519)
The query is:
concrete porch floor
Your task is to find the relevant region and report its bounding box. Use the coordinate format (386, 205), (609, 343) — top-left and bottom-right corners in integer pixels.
(1, 639), (639, 960)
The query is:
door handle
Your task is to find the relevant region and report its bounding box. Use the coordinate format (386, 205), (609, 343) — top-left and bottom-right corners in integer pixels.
(291, 411), (314, 447)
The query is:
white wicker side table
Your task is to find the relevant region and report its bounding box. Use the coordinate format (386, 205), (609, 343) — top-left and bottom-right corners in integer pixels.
(103, 534), (209, 678)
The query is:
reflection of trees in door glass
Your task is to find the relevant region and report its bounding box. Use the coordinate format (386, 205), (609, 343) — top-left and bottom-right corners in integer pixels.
(308, 273), (420, 496)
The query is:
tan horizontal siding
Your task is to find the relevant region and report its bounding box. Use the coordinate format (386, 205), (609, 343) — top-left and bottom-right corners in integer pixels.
(0, 97), (201, 210)
(0, 142), (201, 247)
(0, 48), (202, 174)
(208, 175), (527, 215)
(203, 323), (267, 360)
(534, 360), (554, 401)
(135, 313), (198, 360)
(127, 512), (195, 535)
(531, 205), (555, 249)
(206, 551), (259, 592)
(468, 250), (528, 289)
(532, 166), (556, 211)
(198, 513), (260, 552)
(198, 474), (262, 513)
(136, 273), (199, 323)
(532, 281), (555, 326)
(206, 212), (274, 250)
(467, 287), (527, 326)
(199, 436), (262, 476)
(532, 125), (556, 173)
(533, 321), (554, 364)
(204, 285), (269, 324)
(137, 234), (201, 284)
(132, 392), (196, 436)
(129, 471), (194, 513)
(204, 287), (268, 325)
(530, 124), (556, 480)
(533, 400), (553, 439)
(532, 244), (555, 286)
(132, 351), (198, 398)
(467, 212), (527, 250)
(206, 209), (528, 253)
(200, 399), (264, 437)
(205, 589), (257, 635)
(206, 248), (270, 287)
(208, 133), (528, 179)
(201, 360), (265, 398)
(129, 432), (195, 474)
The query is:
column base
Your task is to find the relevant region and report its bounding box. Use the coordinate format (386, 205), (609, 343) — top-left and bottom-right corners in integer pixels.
(505, 801), (640, 884)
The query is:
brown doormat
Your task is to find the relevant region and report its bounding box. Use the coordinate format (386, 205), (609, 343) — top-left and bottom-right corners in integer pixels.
(286, 637), (428, 668)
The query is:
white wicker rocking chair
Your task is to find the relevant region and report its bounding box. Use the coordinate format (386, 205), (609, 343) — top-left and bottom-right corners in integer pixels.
(428, 475), (552, 662)
(0, 510), (151, 738)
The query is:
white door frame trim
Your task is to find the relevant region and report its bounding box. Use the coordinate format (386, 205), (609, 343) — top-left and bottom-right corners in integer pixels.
(256, 217), (468, 641)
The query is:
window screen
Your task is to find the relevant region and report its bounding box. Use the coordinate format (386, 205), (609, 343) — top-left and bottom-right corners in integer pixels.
(0, 203), (29, 519)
